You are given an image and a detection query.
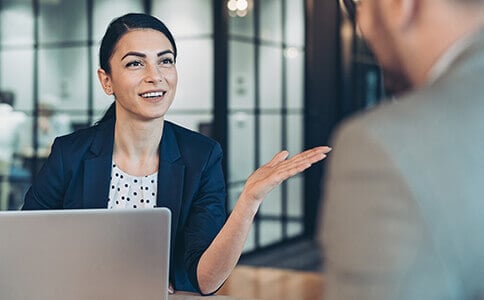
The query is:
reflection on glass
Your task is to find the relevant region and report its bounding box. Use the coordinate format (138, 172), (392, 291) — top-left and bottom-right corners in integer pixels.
(286, 115), (303, 155)
(287, 177), (303, 218)
(36, 95), (73, 151)
(227, 0), (251, 18)
(285, 0), (304, 46)
(92, 0), (144, 42)
(39, 0), (87, 43)
(38, 47), (88, 111)
(91, 45), (113, 113)
(287, 221), (303, 238)
(286, 49), (304, 109)
(259, 46), (282, 109)
(153, 0), (212, 37)
(260, 115), (282, 163)
(260, 220), (282, 247)
(0, 49), (34, 111)
(260, 0), (282, 43)
(171, 40), (213, 111)
(0, 0), (33, 46)
(229, 41), (255, 109)
(229, 112), (255, 182)
(228, 0), (254, 38)
(259, 185), (282, 215)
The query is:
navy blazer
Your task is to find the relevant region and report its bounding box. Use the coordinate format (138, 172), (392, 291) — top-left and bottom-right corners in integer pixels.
(23, 119), (227, 293)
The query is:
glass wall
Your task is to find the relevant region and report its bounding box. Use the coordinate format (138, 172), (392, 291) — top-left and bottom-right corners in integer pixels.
(227, 0), (306, 252)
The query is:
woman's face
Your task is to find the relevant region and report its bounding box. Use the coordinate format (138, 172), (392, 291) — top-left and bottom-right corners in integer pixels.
(98, 29), (177, 121)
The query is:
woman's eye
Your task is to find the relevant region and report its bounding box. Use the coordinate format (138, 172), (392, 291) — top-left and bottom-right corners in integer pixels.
(126, 61), (142, 68)
(161, 58), (174, 65)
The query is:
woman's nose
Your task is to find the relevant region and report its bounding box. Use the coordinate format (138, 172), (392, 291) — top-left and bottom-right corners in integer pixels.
(144, 65), (163, 83)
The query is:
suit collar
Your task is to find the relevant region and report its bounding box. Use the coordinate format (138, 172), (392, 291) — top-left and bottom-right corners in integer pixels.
(83, 119), (115, 208)
(156, 121), (184, 253)
(160, 121), (182, 163)
(431, 28), (484, 85)
(89, 118), (115, 157)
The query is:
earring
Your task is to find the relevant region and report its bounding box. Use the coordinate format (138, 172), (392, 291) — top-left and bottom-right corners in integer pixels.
(107, 87), (112, 93)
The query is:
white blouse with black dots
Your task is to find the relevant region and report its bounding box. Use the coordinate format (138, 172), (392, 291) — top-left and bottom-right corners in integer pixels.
(107, 162), (158, 209)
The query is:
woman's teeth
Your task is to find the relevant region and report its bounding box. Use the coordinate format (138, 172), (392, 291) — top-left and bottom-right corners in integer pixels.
(141, 91), (165, 98)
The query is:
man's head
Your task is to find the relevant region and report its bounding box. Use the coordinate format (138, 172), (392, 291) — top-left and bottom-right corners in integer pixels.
(343, 0), (484, 94)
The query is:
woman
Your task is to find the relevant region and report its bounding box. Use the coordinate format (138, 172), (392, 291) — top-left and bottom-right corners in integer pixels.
(23, 13), (331, 295)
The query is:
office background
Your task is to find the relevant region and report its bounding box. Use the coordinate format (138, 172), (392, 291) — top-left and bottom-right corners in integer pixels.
(0, 0), (383, 262)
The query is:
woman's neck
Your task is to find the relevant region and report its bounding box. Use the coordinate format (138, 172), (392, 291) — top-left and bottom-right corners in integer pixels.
(113, 117), (163, 176)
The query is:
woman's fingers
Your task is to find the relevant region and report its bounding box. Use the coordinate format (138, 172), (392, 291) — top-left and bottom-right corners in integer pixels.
(266, 150), (289, 167)
(263, 146), (331, 184)
(271, 146), (331, 172)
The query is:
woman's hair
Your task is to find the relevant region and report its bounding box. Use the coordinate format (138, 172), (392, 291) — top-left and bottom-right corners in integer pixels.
(97, 13), (177, 124)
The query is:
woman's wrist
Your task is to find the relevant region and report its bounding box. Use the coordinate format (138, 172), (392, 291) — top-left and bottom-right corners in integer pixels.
(234, 190), (262, 219)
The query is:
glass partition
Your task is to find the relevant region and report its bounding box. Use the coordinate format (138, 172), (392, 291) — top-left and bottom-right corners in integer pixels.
(227, 0), (306, 252)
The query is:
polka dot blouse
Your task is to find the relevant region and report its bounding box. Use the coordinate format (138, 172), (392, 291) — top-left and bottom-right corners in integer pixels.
(107, 162), (158, 209)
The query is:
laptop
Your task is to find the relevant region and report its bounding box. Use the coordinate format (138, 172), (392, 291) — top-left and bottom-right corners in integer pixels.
(0, 208), (171, 300)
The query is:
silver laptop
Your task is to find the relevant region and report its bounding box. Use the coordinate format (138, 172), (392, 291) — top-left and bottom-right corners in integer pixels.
(0, 208), (171, 300)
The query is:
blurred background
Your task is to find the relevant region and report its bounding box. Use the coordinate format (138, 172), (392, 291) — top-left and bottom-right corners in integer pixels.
(0, 0), (384, 269)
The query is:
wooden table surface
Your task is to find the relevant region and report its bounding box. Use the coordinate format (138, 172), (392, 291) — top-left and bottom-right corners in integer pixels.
(216, 265), (324, 300)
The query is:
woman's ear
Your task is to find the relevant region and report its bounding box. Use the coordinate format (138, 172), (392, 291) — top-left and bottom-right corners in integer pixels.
(97, 68), (113, 95)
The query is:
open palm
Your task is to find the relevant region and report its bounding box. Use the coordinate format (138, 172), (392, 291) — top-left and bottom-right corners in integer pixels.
(242, 146), (332, 204)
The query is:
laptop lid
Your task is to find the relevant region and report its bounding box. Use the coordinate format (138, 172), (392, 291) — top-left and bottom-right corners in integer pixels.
(0, 208), (171, 300)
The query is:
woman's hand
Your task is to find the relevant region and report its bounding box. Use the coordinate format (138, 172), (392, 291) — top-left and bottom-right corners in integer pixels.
(197, 146), (331, 294)
(241, 146), (332, 204)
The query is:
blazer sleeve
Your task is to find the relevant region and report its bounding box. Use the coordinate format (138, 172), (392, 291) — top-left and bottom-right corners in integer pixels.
(23, 137), (66, 209)
(182, 142), (227, 293)
(319, 121), (448, 300)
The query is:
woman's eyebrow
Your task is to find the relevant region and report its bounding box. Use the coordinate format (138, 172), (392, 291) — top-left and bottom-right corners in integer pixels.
(157, 50), (174, 57)
(121, 51), (146, 60)
(121, 49), (174, 61)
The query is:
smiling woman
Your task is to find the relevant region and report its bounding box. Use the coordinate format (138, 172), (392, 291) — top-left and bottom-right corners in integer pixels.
(22, 13), (331, 295)
(98, 29), (178, 127)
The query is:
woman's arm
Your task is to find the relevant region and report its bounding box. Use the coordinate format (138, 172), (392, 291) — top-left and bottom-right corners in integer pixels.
(196, 146), (331, 294)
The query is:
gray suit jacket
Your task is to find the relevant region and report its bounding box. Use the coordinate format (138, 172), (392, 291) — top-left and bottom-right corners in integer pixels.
(320, 30), (484, 300)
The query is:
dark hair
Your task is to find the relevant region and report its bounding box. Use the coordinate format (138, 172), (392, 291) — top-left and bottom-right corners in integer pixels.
(97, 13), (177, 124)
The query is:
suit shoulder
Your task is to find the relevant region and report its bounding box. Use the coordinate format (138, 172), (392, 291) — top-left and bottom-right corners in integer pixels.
(52, 123), (99, 152)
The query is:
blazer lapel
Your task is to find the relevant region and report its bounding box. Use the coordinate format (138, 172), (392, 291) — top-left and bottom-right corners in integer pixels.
(156, 122), (185, 242)
(83, 119), (115, 208)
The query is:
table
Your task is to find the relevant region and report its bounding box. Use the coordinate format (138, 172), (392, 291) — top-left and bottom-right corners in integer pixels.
(216, 266), (323, 300)
(170, 291), (248, 300)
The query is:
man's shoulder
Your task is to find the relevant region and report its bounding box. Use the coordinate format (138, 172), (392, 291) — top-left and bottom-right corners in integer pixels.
(334, 83), (461, 143)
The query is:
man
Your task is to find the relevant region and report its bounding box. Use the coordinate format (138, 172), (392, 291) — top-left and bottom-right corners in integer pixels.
(319, 0), (484, 299)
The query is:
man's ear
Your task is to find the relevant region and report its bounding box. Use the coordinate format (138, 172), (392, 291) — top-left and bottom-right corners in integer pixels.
(401, 0), (418, 30)
(97, 68), (113, 95)
(398, 0), (418, 30)
(386, 0), (418, 32)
